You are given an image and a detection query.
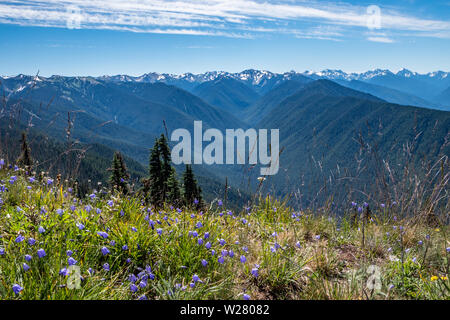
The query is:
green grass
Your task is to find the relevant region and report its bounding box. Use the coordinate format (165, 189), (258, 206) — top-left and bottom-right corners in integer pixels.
(0, 167), (449, 300)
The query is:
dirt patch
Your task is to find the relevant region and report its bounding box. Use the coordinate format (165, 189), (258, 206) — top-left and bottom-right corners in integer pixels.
(336, 244), (363, 267)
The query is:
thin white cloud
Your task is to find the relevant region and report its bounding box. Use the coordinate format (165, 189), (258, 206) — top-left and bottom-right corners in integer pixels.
(0, 0), (448, 41)
(367, 36), (395, 43)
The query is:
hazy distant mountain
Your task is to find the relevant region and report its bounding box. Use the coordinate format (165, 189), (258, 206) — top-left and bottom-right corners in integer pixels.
(304, 68), (450, 103)
(192, 77), (260, 114)
(435, 86), (450, 107)
(257, 80), (450, 203)
(97, 69), (311, 95)
(0, 75), (245, 164)
(242, 80), (311, 124)
(93, 68), (450, 109)
(334, 79), (446, 111)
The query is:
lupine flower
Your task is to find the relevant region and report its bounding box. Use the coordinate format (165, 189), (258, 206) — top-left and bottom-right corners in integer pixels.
(139, 280), (147, 288)
(190, 282), (195, 288)
(103, 263), (110, 271)
(219, 239), (226, 246)
(130, 284), (138, 293)
(240, 255), (246, 263)
(59, 268), (69, 276)
(97, 231), (109, 239)
(68, 257), (77, 266)
(77, 223), (85, 230)
(122, 245), (128, 251)
(198, 238), (204, 245)
(221, 249), (228, 257)
(38, 226), (46, 234)
(25, 254), (32, 262)
(192, 274), (200, 283)
(129, 274), (137, 283)
(251, 268), (259, 277)
(229, 250), (235, 258)
(15, 235), (25, 243)
(156, 228), (163, 236)
(12, 284), (23, 295)
(243, 293), (250, 300)
(211, 249), (215, 256)
(192, 231), (198, 237)
(201, 259), (208, 267)
(101, 247), (110, 256)
(37, 248), (46, 258)
(204, 232), (210, 239)
(218, 256), (225, 264)
(205, 242), (211, 249)
(23, 263), (30, 271)
(28, 238), (36, 246)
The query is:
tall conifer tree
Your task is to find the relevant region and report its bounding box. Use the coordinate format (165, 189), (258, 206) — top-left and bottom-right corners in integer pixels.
(17, 132), (33, 169)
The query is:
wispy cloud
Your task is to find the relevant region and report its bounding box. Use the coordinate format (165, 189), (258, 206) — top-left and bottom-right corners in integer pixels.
(367, 36), (395, 43)
(0, 0), (449, 41)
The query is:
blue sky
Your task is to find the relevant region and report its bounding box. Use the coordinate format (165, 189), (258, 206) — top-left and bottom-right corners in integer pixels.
(0, 0), (449, 76)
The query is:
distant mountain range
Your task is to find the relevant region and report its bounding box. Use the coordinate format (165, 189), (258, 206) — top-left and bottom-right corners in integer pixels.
(4, 68), (449, 110)
(1, 69), (449, 207)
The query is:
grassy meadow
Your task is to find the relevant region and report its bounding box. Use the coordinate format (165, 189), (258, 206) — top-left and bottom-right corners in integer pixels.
(0, 165), (449, 300)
